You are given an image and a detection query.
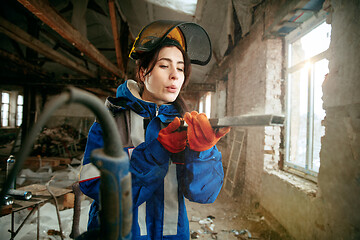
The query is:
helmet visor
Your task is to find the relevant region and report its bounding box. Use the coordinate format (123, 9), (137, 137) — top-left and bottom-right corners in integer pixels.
(130, 20), (212, 66)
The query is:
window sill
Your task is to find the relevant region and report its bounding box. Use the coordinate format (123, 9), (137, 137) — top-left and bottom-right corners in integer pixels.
(264, 169), (318, 197)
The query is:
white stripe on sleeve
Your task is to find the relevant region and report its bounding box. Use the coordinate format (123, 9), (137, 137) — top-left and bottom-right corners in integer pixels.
(138, 202), (147, 236)
(163, 163), (179, 235)
(79, 162), (100, 181)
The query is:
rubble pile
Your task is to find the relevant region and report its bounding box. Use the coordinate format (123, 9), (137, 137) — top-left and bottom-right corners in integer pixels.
(33, 125), (86, 157)
(190, 215), (254, 240)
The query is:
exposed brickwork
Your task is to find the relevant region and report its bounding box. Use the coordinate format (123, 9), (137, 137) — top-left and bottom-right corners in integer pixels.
(207, 0), (283, 201)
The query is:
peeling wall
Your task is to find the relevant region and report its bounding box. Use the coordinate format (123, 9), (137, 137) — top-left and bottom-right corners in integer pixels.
(209, 0), (285, 203)
(262, 0), (360, 239)
(210, 0), (360, 239)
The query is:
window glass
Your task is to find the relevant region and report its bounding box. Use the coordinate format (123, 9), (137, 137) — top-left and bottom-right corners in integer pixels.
(205, 92), (211, 117)
(288, 69), (308, 168)
(2, 93), (9, 104)
(289, 22), (331, 67)
(146, 0), (197, 15)
(17, 95), (23, 105)
(312, 59), (328, 172)
(199, 92), (211, 117)
(285, 16), (331, 179)
(1, 104), (9, 127)
(16, 94), (23, 127)
(1, 93), (10, 127)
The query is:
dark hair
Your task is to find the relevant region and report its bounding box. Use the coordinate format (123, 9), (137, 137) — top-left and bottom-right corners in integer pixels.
(135, 39), (191, 116)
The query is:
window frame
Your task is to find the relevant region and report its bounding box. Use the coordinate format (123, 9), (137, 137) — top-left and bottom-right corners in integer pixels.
(16, 94), (24, 127)
(1, 91), (11, 127)
(284, 11), (330, 182)
(1, 91), (24, 128)
(199, 92), (212, 117)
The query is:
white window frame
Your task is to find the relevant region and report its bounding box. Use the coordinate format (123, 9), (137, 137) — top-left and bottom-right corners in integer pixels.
(199, 92), (211, 117)
(1, 92), (10, 127)
(1, 91), (24, 128)
(16, 94), (23, 127)
(284, 11), (330, 182)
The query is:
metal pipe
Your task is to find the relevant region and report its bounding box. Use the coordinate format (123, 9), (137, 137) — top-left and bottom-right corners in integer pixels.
(0, 92), (70, 204)
(208, 114), (285, 127)
(0, 87), (131, 240)
(13, 205), (38, 237)
(46, 177), (64, 240)
(179, 114), (285, 131)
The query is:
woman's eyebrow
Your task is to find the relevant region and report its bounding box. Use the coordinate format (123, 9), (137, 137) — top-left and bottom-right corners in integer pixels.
(158, 57), (184, 64)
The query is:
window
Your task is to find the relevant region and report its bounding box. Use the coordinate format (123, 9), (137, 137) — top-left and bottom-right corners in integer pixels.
(199, 92), (211, 117)
(1, 92), (10, 127)
(284, 13), (331, 180)
(1, 91), (23, 128)
(16, 94), (23, 127)
(146, 0), (197, 15)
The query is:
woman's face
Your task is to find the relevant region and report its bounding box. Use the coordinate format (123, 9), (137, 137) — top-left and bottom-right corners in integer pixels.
(141, 46), (185, 105)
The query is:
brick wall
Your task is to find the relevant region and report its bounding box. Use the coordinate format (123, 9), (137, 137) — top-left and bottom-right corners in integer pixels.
(207, 0), (283, 202)
(260, 1), (360, 239)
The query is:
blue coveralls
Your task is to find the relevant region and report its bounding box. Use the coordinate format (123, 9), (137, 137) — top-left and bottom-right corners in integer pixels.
(79, 80), (224, 239)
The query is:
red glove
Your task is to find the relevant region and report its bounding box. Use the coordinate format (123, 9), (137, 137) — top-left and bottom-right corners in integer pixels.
(157, 117), (187, 153)
(184, 111), (231, 152)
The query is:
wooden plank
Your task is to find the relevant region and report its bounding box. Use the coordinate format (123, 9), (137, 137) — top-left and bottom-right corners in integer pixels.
(10, 197), (47, 212)
(24, 156), (60, 168)
(0, 49), (49, 78)
(62, 192), (75, 208)
(108, 0), (125, 73)
(17, 0), (125, 78)
(0, 76), (120, 89)
(24, 156), (75, 166)
(17, 184), (72, 197)
(0, 205), (12, 216)
(0, 16), (97, 78)
(46, 157), (71, 165)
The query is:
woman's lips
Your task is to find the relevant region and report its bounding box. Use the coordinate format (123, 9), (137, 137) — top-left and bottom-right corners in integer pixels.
(166, 86), (177, 93)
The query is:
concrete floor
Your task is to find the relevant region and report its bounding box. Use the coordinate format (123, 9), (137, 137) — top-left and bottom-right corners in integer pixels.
(186, 189), (292, 240)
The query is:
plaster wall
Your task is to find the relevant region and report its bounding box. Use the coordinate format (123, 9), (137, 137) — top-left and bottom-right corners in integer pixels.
(36, 94), (98, 134)
(210, 0), (360, 239)
(260, 1), (360, 239)
(208, 0), (284, 201)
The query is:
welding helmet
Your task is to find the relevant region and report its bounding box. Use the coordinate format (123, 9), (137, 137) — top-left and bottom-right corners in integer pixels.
(129, 20), (212, 66)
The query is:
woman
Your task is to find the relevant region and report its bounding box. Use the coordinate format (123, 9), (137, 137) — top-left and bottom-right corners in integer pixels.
(79, 20), (230, 239)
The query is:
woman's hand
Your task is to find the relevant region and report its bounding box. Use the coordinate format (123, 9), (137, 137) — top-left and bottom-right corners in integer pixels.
(184, 111), (231, 152)
(157, 117), (187, 153)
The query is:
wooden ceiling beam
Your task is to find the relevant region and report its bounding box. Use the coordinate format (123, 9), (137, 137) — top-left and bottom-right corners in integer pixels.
(108, 0), (125, 74)
(0, 76), (121, 88)
(0, 49), (49, 78)
(0, 16), (97, 78)
(17, 0), (125, 79)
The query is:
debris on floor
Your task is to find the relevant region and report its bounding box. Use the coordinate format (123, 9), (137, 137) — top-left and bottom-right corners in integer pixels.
(33, 125), (86, 158)
(16, 161), (82, 187)
(0, 154), (89, 240)
(247, 214), (265, 223)
(0, 200), (91, 239)
(187, 190), (290, 240)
